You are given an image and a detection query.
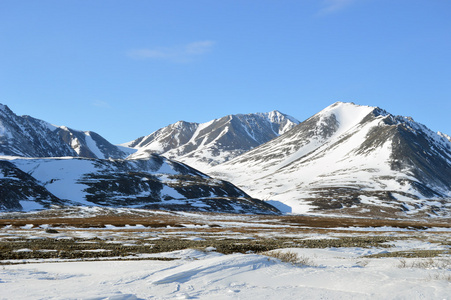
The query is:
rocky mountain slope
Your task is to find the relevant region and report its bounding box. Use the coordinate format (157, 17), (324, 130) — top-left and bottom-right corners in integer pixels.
(1, 155), (279, 214)
(210, 102), (451, 217)
(0, 104), (133, 159)
(0, 103), (279, 214)
(123, 111), (299, 171)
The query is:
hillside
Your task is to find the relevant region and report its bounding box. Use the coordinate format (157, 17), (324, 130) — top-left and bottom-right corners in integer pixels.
(210, 102), (451, 217)
(0, 155), (279, 214)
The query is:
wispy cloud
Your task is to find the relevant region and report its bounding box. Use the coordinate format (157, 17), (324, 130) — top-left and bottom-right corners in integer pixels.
(127, 40), (216, 63)
(317, 0), (356, 16)
(92, 100), (111, 109)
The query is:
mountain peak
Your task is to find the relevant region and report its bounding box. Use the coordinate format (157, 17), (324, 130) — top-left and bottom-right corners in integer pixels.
(323, 101), (375, 113)
(438, 131), (451, 142)
(262, 110), (298, 124)
(325, 101), (393, 119)
(307, 102), (378, 138)
(0, 104), (13, 114)
(126, 110), (299, 171)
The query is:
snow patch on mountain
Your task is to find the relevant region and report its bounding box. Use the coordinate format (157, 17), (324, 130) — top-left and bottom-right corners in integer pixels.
(10, 157), (97, 205)
(84, 132), (106, 159)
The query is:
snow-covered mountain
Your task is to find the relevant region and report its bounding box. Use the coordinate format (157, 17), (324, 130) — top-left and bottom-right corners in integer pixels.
(0, 104), (133, 159)
(123, 111), (299, 171)
(210, 102), (451, 217)
(0, 155), (279, 214)
(0, 103), (279, 214)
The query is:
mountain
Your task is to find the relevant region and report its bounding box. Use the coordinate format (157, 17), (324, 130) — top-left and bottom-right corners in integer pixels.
(210, 102), (451, 218)
(1, 155), (279, 214)
(0, 103), (279, 214)
(0, 104), (133, 159)
(123, 111), (299, 172)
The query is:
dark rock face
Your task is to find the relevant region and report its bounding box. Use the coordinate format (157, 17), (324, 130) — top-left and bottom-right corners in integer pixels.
(389, 121), (451, 195)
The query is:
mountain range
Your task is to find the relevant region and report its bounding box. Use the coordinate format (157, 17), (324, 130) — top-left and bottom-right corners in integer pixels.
(1, 102), (451, 218)
(0, 104), (281, 214)
(123, 110), (299, 171)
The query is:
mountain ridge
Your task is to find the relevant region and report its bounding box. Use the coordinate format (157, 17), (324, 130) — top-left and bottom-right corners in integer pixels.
(124, 110), (299, 171)
(0, 104), (133, 159)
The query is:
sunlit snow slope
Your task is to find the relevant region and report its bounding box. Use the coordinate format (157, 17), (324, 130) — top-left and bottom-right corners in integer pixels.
(210, 102), (451, 217)
(123, 111), (299, 172)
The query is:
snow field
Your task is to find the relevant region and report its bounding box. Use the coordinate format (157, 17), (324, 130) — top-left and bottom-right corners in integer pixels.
(1, 247), (450, 300)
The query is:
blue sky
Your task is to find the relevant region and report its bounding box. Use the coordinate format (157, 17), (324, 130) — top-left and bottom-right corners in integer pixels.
(1, 0), (450, 144)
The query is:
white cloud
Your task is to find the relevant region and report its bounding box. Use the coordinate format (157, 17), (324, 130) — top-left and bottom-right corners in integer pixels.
(184, 41), (215, 55)
(128, 40), (215, 62)
(317, 0), (356, 15)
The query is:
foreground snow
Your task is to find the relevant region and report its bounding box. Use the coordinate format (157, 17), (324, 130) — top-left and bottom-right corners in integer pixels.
(1, 248), (449, 300)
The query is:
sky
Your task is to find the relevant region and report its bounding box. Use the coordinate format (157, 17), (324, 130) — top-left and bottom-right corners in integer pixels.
(1, 0), (450, 144)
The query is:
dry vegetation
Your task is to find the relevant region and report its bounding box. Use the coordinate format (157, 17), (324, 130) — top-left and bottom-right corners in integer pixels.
(366, 250), (448, 258)
(262, 250), (316, 266)
(0, 234), (398, 263)
(1, 207), (449, 229)
(1, 208), (450, 264)
(397, 257), (451, 269)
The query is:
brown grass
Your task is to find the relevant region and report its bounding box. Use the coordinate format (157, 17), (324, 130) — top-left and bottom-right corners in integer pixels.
(0, 234), (399, 263)
(367, 250), (448, 259)
(279, 215), (450, 229)
(0, 216), (179, 228)
(1, 208), (449, 265)
(1, 210), (448, 230)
